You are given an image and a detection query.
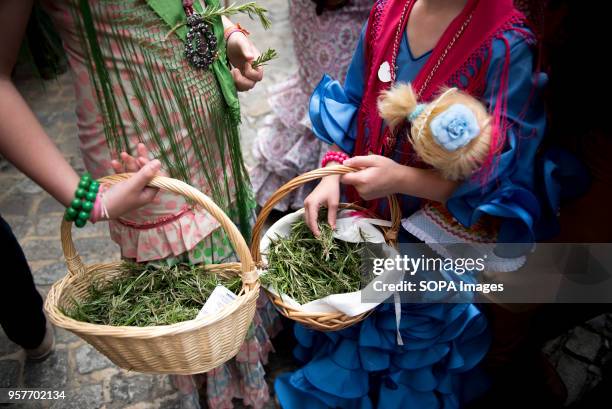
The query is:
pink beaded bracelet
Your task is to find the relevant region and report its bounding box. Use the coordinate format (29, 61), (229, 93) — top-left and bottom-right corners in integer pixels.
(321, 150), (350, 168)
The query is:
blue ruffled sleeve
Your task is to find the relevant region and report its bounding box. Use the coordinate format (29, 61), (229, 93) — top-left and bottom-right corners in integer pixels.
(309, 26), (366, 154)
(446, 31), (550, 245)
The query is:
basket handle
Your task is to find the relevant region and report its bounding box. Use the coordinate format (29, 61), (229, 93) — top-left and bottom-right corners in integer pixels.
(60, 174), (257, 286)
(250, 165), (401, 262)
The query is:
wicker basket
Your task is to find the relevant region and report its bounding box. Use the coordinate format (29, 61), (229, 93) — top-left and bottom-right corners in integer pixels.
(250, 165), (401, 331)
(44, 175), (260, 375)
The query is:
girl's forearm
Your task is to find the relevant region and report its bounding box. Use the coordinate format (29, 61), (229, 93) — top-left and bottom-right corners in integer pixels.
(0, 78), (79, 206)
(221, 16), (233, 30)
(394, 164), (459, 203)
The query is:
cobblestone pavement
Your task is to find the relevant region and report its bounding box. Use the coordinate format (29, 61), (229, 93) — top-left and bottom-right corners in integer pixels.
(0, 0), (611, 408)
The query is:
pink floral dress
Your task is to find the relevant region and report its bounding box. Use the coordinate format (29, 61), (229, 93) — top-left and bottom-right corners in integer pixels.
(250, 0), (372, 210)
(42, 0), (281, 407)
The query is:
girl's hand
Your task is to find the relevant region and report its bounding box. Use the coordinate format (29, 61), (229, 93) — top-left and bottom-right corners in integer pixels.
(341, 155), (403, 200)
(303, 174), (341, 236)
(226, 31), (263, 91)
(111, 143), (157, 173)
(104, 160), (161, 219)
(104, 143), (161, 219)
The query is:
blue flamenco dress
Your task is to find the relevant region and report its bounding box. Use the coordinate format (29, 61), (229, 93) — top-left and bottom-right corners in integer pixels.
(275, 26), (582, 409)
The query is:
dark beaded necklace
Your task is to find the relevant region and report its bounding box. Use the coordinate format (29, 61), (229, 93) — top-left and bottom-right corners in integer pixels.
(183, 0), (218, 69)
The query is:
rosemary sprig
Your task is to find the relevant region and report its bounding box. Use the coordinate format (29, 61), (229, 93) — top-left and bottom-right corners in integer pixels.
(251, 48), (277, 68)
(161, 2), (271, 42)
(261, 214), (365, 305)
(201, 2), (272, 30)
(62, 262), (242, 327)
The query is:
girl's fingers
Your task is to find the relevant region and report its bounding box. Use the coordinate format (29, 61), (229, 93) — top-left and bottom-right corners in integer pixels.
(240, 42), (263, 81)
(111, 159), (124, 174)
(113, 146), (151, 176)
(112, 160), (161, 213)
(243, 63), (263, 82)
(138, 186), (159, 203)
(242, 58), (263, 82)
(139, 157), (168, 177)
(130, 159), (161, 190)
(340, 172), (359, 186)
(304, 199), (321, 237)
(327, 199), (338, 230)
(235, 70), (255, 90)
(231, 68), (255, 91)
(343, 155), (380, 168)
(136, 143), (151, 164)
(120, 152), (140, 173)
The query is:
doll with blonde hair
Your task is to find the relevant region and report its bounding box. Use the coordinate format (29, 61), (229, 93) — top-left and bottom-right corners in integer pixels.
(378, 83), (492, 181)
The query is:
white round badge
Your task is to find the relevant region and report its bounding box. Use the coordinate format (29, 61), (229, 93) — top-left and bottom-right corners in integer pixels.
(378, 61), (392, 83)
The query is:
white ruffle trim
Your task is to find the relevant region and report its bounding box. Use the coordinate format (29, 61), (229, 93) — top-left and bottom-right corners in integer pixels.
(109, 207), (220, 262)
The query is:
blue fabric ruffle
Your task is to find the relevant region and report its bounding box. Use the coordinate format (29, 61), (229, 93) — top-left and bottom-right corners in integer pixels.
(276, 303), (490, 409)
(309, 74), (360, 154)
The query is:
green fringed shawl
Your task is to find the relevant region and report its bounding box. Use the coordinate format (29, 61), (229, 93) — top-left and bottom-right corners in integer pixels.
(74, 0), (254, 241)
(145, 0), (241, 123)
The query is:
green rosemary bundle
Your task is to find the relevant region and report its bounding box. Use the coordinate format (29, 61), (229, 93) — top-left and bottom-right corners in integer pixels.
(63, 262), (242, 327)
(261, 217), (365, 305)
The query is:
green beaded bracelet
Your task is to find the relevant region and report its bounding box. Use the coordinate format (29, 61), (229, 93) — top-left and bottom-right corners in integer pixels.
(85, 191), (97, 202)
(74, 218), (87, 228)
(64, 173), (99, 227)
(70, 198), (82, 209)
(75, 188), (87, 199)
(65, 207), (78, 221)
(82, 201), (94, 212)
(77, 210), (90, 221)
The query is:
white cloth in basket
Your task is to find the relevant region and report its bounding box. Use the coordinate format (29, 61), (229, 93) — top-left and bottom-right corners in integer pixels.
(259, 209), (405, 317)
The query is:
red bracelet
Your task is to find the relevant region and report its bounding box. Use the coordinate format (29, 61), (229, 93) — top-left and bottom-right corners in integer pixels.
(321, 151), (349, 168)
(223, 23), (250, 42)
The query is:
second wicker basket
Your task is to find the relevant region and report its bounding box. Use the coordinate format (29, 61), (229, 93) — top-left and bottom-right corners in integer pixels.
(251, 165), (401, 331)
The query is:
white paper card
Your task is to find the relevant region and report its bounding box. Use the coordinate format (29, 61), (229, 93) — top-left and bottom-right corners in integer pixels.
(196, 285), (237, 319)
